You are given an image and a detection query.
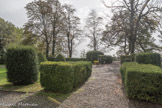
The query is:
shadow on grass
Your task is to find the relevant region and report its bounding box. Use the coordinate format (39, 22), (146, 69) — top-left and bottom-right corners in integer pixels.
(0, 82), (43, 93)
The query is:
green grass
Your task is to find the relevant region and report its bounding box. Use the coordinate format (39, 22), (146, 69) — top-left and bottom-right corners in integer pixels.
(0, 65), (69, 102)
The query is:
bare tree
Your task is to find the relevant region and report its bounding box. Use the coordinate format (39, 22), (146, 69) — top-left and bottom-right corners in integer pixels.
(103, 0), (162, 54)
(25, 0), (52, 57)
(85, 9), (103, 51)
(63, 4), (82, 58)
(47, 0), (65, 56)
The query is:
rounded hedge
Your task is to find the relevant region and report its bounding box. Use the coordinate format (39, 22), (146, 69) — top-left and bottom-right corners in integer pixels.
(37, 52), (47, 64)
(6, 46), (38, 85)
(55, 54), (66, 62)
(86, 51), (104, 62)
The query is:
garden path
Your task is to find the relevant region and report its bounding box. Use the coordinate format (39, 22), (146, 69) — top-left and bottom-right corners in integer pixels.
(59, 62), (162, 108)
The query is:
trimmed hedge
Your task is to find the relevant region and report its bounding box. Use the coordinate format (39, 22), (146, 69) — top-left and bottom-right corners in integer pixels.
(86, 51), (104, 63)
(6, 46), (38, 85)
(47, 56), (56, 61)
(0, 55), (6, 64)
(136, 53), (161, 66)
(120, 55), (131, 64)
(66, 58), (87, 61)
(98, 55), (113, 64)
(55, 54), (65, 62)
(37, 52), (47, 64)
(40, 61), (92, 93)
(73, 62), (92, 88)
(120, 62), (162, 103)
(47, 57), (87, 62)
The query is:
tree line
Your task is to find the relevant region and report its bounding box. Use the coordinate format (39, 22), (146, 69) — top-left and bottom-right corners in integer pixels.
(0, 0), (162, 57)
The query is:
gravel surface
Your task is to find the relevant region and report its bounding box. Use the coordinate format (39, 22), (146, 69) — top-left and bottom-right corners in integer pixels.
(1, 62), (162, 108)
(0, 91), (58, 108)
(59, 62), (162, 108)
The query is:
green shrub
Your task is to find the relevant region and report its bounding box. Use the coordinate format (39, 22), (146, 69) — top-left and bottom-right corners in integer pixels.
(37, 52), (47, 64)
(120, 62), (137, 84)
(66, 58), (87, 61)
(0, 55), (6, 64)
(86, 51), (104, 63)
(40, 62), (74, 93)
(47, 56), (56, 61)
(55, 54), (65, 62)
(98, 55), (113, 64)
(121, 62), (162, 103)
(131, 53), (136, 62)
(6, 46), (38, 85)
(73, 62), (92, 88)
(120, 55), (131, 64)
(136, 53), (161, 66)
(40, 61), (92, 93)
(47, 57), (87, 62)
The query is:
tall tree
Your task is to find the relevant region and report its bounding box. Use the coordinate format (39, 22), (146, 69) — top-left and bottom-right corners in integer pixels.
(103, 0), (162, 54)
(63, 4), (82, 58)
(25, 0), (52, 57)
(85, 9), (103, 51)
(47, 0), (65, 56)
(0, 17), (23, 52)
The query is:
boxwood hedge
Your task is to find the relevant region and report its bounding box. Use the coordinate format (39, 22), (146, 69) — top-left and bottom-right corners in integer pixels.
(40, 61), (92, 93)
(136, 53), (161, 66)
(120, 55), (131, 64)
(37, 52), (47, 64)
(98, 55), (113, 64)
(120, 62), (162, 103)
(86, 51), (104, 63)
(6, 46), (38, 85)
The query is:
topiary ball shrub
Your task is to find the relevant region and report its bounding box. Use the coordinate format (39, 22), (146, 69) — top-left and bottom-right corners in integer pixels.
(136, 52), (161, 66)
(99, 55), (113, 64)
(37, 52), (47, 64)
(6, 46), (38, 85)
(55, 54), (66, 62)
(86, 51), (104, 63)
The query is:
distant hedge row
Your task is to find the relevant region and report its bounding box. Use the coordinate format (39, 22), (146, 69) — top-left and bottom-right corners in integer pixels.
(120, 52), (161, 66)
(40, 61), (92, 93)
(47, 56), (87, 62)
(86, 51), (104, 63)
(98, 55), (113, 64)
(120, 62), (162, 103)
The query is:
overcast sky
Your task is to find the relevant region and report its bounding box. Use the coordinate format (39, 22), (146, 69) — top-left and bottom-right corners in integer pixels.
(0, 0), (116, 57)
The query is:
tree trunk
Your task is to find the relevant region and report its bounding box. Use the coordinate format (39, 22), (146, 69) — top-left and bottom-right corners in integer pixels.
(46, 42), (49, 58)
(129, 0), (135, 54)
(52, 39), (56, 56)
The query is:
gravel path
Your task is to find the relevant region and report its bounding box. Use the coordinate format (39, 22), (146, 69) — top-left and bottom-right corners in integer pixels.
(1, 62), (162, 108)
(0, 91), (58, 108)
(59, 62), (162, 108)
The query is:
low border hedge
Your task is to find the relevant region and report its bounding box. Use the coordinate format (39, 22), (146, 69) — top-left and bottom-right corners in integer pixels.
(40, 61), (92, 93)
(120, 62), (162, 103)
(136, 53), (161, 66)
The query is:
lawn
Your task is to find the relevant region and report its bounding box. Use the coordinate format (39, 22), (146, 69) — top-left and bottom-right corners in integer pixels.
(0, 65), (70, 102)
